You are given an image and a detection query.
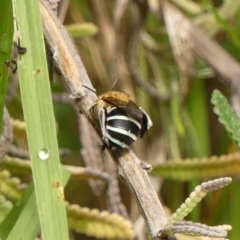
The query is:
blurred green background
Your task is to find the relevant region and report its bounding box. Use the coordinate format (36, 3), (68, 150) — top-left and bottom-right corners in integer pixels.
(2, 0), (240, 239)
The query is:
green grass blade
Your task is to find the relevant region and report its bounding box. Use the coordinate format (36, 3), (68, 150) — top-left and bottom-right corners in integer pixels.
(187, 78), (210, 157)
(229, 180), (240, 239)
(0, 0), (13, 132)
(0, 184), (39, 240)
(0, 168), (70, 240)
(12, 0), (69, 239)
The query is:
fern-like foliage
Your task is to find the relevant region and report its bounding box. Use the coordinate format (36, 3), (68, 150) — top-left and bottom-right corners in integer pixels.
(0, 168), (134, 240)
(0, 194), (13, 224)
(163, 178), (232, 238)
(0, 155), (32, 174)
(171, 177), (231, 221)
(151, 152), (240, 180)
(212, 89), (240, 147)
(0, 170), (23, 202)
(65, 23), (99, 39)
(66, 203), (134, 239)
(171, 221), (228, 238)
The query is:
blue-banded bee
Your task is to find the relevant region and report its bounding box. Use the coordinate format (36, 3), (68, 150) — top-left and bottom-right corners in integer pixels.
(91, 90), (152, 149)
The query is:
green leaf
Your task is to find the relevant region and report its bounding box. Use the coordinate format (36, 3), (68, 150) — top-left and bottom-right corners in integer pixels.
(0, 184), (40, 240)
(0, 0), (13, 132)
(0, 167), (70, 240)
(187, 78), (210, 157)
(11, 0), (70, 239)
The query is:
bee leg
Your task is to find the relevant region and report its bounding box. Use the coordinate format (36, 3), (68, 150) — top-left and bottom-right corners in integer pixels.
(5, 59), (18, 73)
(89, 102), (97, 111)
(98, 108), (110, 147)
(100, 142), (107, 151)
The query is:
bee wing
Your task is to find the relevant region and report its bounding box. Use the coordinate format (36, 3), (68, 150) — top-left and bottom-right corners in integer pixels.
(102, 96), (143, 122)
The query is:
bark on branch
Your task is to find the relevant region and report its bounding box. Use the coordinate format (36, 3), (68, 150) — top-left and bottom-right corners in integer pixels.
(40, 0), (168, 238)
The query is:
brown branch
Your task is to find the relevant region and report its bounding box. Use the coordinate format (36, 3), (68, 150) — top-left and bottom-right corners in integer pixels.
(78, 113), (106, 196)
(114, 148), (167, 237)
(103, 150), (129, 218)
(172, 221), (227, 238)
(8, 144), (29, 159)
(40, 1), (167, 238)
(160, 0), (240, 115)
(8, 144), (71, 159)
(0, 155), (111, 182)
(128, 3), (168, 101)
(6, 73), (19, 103)
(52, 93), (71, 104)
(161, 0), (195, 99)
(65, 165), (111, 182)
(58, 0), (70, 23)
(191, 27), (240, 86)
(160, 0), (240, 87)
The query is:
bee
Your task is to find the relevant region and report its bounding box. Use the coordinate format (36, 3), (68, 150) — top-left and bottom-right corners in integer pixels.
(91, 90), (152, 149)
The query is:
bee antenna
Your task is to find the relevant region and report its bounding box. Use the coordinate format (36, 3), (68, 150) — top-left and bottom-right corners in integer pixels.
(111, 78), (119, 90)
(83, 85), (96, 93)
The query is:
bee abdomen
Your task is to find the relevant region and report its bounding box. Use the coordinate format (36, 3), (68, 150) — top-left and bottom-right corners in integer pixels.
(106, 107), (141, 148)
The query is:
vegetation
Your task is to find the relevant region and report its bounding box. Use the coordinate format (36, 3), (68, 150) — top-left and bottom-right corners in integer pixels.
(1, 0), (240, 239)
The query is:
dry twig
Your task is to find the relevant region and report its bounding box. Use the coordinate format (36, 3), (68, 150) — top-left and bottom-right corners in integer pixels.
(78, 113), (106, 196)
(103, 150), (129, 218)
(40, 0), (168, 237)
(160, 0), (240, 114)
(128, 3), (168, 100)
